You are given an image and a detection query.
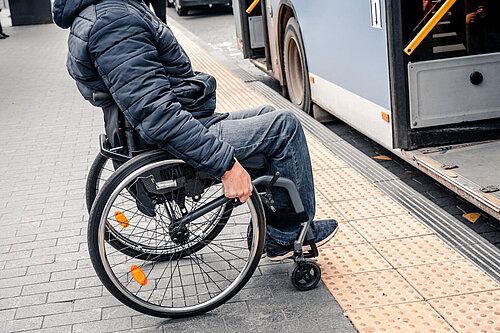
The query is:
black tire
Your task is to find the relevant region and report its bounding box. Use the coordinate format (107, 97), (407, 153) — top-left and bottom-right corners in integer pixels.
(86, 151), (234, 261)
(291, 260), (321, 291)
(88, 150), (266, 317)
(85, 153), (112, 213)
(175, 0), (188, 16)
(167, 0), (173, 8)
(283, 17), (312, 114)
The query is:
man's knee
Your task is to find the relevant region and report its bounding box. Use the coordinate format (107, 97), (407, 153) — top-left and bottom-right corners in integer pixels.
(274, 109), (300, 133)
(258, 104), (276, 115)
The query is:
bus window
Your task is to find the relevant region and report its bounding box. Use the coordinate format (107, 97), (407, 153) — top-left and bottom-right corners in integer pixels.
(403, 0), (500, 61)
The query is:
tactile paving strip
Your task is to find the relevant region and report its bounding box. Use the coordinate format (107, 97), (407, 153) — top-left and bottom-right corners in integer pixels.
(398, 260), (500, 299)
(315, 180), (384, 203)
(372, 235), (464, 268)
(429, 290), (500, 333)
(307, 139), (350, 170)
(314, 191), (346, 222)
(321, 222), (367, 248)
(347, 302), (454, 332)
(317, 244), (391, 277)
(350, 214), (433, 242)
(314, 167), (372, 186)
(332, 196), (409, 221)
(323, 270), (423, 310)
(170, 25), (270, 113)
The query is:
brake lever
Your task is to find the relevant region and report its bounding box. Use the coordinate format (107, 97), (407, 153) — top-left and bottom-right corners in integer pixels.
(259, 172), (281, 212)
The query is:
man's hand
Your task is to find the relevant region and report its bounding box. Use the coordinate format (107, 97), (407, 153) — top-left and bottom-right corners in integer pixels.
(221, 159), (253, 203)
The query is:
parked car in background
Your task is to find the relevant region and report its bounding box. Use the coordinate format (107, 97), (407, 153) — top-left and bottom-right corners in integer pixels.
(172, 0), (231, 16)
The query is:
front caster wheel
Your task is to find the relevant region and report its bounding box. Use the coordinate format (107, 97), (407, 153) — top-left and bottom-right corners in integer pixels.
(291, 260), (321, 291)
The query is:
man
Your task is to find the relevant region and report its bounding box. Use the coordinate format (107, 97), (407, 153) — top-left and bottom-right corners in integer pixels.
(0, 8), (10, 39)
(53, 0), (338, 260)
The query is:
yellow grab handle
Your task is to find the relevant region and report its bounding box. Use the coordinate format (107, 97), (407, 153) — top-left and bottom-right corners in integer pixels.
(404, 0), (457, 55)
(246, 0), (261, 14)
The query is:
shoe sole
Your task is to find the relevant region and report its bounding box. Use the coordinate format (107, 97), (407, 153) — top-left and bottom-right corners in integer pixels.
(267, 223), (339, 262)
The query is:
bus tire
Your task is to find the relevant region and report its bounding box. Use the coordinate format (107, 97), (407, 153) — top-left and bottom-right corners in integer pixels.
(283, 17), (312, 115)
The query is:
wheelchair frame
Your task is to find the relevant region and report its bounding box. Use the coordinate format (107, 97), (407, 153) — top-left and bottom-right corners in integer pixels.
(86, 92), (323, 317)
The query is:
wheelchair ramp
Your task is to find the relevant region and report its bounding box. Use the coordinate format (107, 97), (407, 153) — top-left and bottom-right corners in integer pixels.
(169, 22), (500, 333)
(407, 141), (500, 220)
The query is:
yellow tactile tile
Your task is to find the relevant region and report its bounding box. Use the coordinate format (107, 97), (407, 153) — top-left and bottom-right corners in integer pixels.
(332, 196), (409, 221)
(306, 139), (350, 171)
(317, 243), (391, 277)
(321, 222), (367, 248)
(347, 302), (454, 332)
(429, 290), (500, 333)
(350, 214), (433, 242)
(170, 25), (270, 113)
(314, 191), (346, 222)
(315, 180), (384, 203)
(309, 147), (351, 170)
(398, 260), (500, 299)
(323, 270), (423, 310)
(372, 235), (464, 268)
(314, 167), (372, 186)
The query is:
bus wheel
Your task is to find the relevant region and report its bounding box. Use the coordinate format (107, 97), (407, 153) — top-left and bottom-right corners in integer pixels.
(283, 17), (312, 114)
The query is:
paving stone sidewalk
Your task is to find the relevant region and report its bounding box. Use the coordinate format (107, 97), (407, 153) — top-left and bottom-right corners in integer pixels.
(0, 21), (356, 333)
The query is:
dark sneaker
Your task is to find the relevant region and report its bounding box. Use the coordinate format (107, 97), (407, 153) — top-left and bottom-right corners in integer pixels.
(311, 219), (339, 247)
(0, 33), (9, 38)
(265, 243), (294, 261)
(266, 219), (338, 261)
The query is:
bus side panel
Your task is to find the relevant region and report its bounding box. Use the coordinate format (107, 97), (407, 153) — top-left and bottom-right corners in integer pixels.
(292, 0), (394, 148)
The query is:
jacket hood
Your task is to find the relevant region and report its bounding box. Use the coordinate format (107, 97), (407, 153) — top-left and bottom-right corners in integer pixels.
(53, 0), (100, 29)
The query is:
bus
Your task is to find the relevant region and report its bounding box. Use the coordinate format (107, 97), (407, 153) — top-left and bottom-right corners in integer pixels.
(232, 0), (500, 220)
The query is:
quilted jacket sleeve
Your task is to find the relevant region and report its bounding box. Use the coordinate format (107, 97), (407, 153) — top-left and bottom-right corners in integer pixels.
(88, 10), (234, 178)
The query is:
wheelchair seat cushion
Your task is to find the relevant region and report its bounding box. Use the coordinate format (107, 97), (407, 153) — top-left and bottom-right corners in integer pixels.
(239, 154), (268, 171)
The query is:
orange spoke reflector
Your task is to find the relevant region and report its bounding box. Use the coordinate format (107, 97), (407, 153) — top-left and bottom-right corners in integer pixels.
(131, 265), (148, 286)
(115, 211), (129, 228)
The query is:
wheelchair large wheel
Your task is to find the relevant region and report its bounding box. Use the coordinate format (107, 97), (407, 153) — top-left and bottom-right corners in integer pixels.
(86, 153), (114, 212)
(86, 152), (234, 261)
(88, 151), (266, 317)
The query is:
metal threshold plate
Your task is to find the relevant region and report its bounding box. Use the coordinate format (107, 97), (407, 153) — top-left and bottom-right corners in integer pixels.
(412, 141), (500, 219)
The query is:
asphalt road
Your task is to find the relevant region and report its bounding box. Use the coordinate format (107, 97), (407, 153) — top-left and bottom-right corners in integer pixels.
(165, 5), (500, 250)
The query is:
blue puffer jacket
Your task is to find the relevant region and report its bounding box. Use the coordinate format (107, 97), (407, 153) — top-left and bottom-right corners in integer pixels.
(53, 0), (234, 178)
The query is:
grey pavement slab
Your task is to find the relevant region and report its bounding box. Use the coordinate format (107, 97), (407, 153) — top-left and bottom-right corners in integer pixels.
(0, 16), (356, 333)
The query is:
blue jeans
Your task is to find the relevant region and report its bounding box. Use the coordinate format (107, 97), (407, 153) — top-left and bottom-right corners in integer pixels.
(208, 105), (315, 246)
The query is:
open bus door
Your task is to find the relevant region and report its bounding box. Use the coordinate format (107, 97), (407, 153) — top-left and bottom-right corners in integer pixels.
(387, 0), (500, 219)
(232, 0), (272, 71)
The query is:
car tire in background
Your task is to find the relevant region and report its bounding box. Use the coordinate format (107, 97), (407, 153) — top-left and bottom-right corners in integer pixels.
(283, 17), (312, 115)
(174, 0), (189, 16)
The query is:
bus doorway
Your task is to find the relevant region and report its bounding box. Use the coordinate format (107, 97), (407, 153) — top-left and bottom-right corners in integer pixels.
(233, 0), (500, 220)
(393, 0), (500, 218)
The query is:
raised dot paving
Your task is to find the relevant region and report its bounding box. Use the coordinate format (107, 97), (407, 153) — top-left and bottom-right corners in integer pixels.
(429, 290), (500, 333)
(322, 270), (423, 309)
(350, 214), (433, 242)
(347, 302), (454, 333)
(398, 260), (500, 299)
(372, 234), (464, 267)
(317, 244), (391, 277)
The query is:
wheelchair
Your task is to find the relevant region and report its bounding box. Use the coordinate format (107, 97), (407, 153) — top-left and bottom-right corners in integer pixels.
(86, 93), (322, 318)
